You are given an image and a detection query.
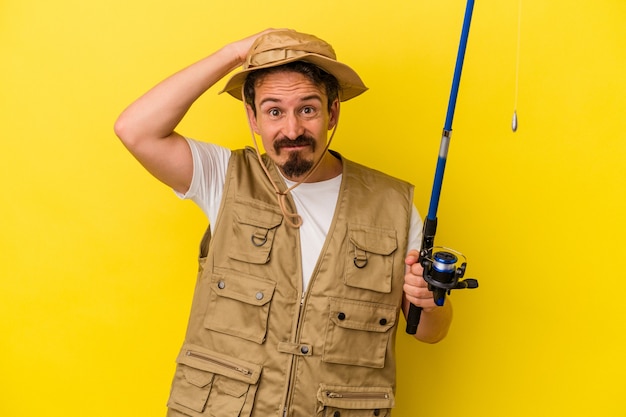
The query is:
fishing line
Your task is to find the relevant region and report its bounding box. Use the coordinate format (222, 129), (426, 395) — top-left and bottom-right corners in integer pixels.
(512, 0), (522, 132)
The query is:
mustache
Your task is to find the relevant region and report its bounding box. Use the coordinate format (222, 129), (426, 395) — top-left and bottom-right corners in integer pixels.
(273, 135), (316, 152)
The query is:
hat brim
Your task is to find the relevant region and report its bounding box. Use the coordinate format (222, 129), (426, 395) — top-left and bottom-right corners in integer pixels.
(220, 53), (368, 102)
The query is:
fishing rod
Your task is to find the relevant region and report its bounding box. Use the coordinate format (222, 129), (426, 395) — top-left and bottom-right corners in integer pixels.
(406, 0), (479, 335)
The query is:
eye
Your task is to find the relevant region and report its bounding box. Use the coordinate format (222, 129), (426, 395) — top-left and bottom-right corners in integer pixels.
(301, 106), (317, 117)
(268, 108), (281, 117)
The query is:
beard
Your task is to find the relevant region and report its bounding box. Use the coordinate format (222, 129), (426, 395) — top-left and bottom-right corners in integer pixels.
(274, 135), (317, 178)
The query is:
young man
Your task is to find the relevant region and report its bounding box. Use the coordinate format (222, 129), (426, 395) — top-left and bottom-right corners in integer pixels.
(115, 29), (452, 417)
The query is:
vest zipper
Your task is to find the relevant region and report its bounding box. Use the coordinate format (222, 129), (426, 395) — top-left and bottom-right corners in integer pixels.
(282, 291), (307, 417)
(185, 350), (252, 376)
(325, 391), (390, 400)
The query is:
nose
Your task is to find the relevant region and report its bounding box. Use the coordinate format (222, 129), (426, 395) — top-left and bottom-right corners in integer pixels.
(283, 113), (304, 140)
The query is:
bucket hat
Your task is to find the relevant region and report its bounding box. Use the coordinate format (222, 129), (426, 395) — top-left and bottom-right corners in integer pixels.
(221, 29), (368, 101)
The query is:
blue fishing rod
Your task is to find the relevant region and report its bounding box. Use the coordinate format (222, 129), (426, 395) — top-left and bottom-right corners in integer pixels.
(406, 0), (479, 335)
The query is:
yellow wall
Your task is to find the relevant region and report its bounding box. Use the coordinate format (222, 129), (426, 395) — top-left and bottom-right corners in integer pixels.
(2, 0), (625, 416)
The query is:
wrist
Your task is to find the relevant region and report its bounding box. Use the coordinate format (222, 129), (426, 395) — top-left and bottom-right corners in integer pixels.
(422, 300), (452, 316)
(221, 43), (247, 70)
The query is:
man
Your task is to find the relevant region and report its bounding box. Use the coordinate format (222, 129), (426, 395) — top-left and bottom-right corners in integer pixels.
(115, 29), (452, 417)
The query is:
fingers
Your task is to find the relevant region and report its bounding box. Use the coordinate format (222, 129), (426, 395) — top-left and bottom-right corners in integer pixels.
(404, 257), (437, 311)
(405, 249), (420, 266)
(403, 283), (437, 311)
(405, 257), (424, 279)
(230, 28), (292, 65)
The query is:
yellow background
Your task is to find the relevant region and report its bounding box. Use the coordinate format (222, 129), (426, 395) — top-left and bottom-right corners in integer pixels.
(2, 0), (625, 416)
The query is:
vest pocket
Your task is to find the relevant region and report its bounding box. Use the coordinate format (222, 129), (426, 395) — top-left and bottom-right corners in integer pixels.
(228, 201), (283, 265)
(345, 225), (398, 293)
(323, 298), (397, 368)
(316, 384), (394, 417)
(204, 271), (276, 344)
(167, 343), (261, 417)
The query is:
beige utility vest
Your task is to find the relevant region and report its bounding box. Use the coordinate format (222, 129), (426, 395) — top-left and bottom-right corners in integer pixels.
(167, 148), (414, 417)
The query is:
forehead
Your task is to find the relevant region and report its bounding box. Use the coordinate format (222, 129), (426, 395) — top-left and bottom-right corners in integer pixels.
(253, 70), (327, 103)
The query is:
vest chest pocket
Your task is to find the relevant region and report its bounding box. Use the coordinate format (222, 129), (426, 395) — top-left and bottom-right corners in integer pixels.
(204, 271), (276, 344)
(167, 343), (262, 417)
(345, 225), (398, 293)
(323, 298), (397, 369)
(316, 384), (394, 417)
(228, 202), (283, 265)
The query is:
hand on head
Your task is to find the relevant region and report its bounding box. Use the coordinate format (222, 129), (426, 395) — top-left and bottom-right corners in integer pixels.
(229, 28), (291, 64)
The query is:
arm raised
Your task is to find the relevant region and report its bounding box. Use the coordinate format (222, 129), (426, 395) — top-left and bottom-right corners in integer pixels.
(114, 30), (277, 193)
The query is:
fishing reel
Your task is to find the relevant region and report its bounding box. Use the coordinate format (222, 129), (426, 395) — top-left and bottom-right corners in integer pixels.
(420, 247), (479, 306)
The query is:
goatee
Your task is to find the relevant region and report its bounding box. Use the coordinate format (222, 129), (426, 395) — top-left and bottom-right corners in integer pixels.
(281, 152), (314, 178)
(274, 135), (316, 178)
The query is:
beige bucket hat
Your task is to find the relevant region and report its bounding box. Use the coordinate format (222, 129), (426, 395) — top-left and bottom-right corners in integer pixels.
(221, 29), (368, 101)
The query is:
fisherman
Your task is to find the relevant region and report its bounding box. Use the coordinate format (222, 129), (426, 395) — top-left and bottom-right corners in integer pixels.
(114, 28), (452, 416)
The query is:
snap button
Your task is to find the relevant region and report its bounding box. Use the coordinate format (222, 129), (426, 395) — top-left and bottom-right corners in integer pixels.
(337, 312), (346, 320)
(256, 292), (264, 300)
(333, 412), (340, 417)
(300, 346), (309, 354)
(374, 409), (380, 416)
(379, 318), (387, 326)
(217, 281), (225, 289)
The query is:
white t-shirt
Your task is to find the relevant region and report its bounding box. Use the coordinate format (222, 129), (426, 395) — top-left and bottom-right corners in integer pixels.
(178, 138), (423, 289)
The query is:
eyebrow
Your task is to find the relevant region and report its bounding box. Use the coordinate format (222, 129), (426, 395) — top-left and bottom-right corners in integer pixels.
(259, 94), (323, 108)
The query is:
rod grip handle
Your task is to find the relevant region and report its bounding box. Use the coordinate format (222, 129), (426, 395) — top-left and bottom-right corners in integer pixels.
(406, 303), (422, 334)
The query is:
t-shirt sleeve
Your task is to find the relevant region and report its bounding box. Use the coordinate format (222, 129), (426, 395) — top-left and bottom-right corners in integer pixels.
(174, 138), (231, 225)
(408, 205), (424, 254)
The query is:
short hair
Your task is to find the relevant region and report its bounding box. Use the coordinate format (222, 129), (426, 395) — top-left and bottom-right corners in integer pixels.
(243, 61), (340, 116)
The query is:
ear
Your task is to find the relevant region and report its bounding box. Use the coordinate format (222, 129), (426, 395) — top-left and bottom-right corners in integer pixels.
(328, 98), (340, 130)
(246, 104), (260, 134)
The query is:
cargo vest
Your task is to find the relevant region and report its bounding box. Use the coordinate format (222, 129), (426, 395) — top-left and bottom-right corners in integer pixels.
(167, 147), (414, 417)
